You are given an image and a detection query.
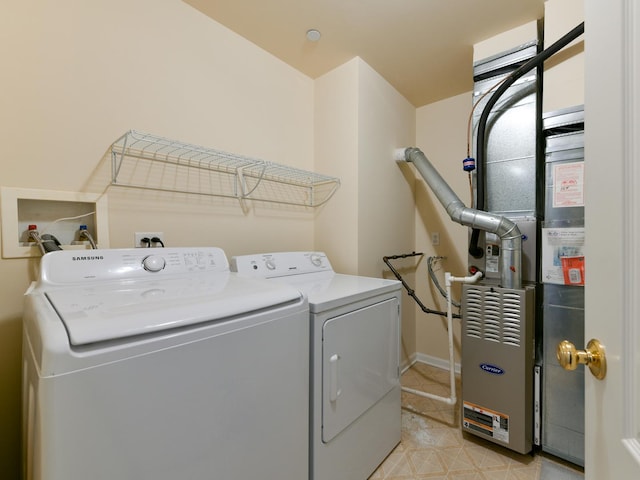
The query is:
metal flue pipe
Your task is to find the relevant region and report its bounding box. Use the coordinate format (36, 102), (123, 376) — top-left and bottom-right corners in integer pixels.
(395, 147), (522, 289)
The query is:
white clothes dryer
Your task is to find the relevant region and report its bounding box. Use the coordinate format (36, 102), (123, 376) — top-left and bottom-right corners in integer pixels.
(22, 247), (309, 480)
(231, 251), (402, 480)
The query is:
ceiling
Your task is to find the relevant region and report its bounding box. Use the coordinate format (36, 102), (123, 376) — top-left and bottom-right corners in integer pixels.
(184, 0), (544, 107)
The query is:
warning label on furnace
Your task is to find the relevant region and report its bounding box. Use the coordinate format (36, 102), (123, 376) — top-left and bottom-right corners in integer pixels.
(463, 401), (509, 443)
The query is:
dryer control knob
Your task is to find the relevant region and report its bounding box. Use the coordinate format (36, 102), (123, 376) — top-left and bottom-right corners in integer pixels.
(265, 258), (277, 270)
(142, 255), (166, 273)
(310, 254), (323, 267)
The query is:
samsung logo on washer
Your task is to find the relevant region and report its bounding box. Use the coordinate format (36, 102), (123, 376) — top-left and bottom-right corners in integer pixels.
(480, 363), (505, 375)
(72, 256), (104, 261)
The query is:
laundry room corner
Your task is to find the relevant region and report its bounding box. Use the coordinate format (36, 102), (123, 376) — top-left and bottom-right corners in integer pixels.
(412, 92), (475, 367)
(313, 57), (418, 366)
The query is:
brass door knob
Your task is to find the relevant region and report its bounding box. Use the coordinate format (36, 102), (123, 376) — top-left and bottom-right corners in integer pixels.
(556, 338), (607, 380)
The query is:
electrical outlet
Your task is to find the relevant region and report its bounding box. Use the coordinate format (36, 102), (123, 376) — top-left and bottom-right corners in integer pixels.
(431, 232), (440, 246)
(134, 232), (165, 248)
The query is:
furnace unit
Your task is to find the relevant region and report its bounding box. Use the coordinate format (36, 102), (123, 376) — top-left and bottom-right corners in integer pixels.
(461, 38), (541, 455)
(461, 284), (536, 454)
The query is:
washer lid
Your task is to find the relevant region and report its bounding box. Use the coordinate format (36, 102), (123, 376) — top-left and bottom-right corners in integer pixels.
(45, 273), (302, 346)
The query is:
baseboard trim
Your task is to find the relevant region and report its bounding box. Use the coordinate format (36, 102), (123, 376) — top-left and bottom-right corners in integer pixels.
(401, 352), (461, 375)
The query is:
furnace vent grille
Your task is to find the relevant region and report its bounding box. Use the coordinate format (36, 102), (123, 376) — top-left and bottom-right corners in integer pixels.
(463, 286), (523, 347)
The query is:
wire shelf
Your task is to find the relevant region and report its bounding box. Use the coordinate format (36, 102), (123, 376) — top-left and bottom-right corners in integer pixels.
(110, 130), (340, 207)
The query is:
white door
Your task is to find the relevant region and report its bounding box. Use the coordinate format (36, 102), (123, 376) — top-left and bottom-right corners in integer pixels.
(583, 0), (640, 478)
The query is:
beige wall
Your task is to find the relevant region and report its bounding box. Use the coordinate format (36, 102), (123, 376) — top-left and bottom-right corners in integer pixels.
(356, 59), (416, 363)
(314, 60), (360, 273)
(413, 92), (472, 366)
(356, 60), (416, 280)
(473, 21), (540, 62)
(543, 0), (585, 113)
(315, 57), (417, 364)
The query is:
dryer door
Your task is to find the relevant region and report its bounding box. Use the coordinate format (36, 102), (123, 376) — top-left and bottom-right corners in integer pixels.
(322, 297), (399, 443)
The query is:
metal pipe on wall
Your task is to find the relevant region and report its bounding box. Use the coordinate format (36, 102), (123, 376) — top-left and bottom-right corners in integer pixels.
(395, 147), (522, 289)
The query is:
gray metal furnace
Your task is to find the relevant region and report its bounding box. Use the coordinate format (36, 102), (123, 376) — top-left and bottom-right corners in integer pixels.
(461, 283), (536, 454)
(462, 38), (541, 455)
(395, 23), (585, 466)
(464, 41), (584, 464)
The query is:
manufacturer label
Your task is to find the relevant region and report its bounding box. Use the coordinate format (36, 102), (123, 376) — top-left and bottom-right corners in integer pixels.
(463, 401), (509, 443)
(479, 363), (505, 375)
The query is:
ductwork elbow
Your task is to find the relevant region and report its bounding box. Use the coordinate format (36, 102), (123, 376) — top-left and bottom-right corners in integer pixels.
(397, 147), (522, 289)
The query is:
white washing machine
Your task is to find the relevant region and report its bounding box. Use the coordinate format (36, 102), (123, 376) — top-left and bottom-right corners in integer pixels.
(231, 252), (402, 480)
(22, 247), (309, 480)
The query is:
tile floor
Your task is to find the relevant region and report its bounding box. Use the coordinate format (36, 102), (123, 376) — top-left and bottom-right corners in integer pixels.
(370, 362), (584, 480)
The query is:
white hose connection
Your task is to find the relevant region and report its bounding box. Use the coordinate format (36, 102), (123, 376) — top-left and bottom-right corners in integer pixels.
(401, 270), (482, 406)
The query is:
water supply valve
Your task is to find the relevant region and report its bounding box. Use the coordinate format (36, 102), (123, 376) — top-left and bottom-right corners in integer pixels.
(468, 265), (483, 277)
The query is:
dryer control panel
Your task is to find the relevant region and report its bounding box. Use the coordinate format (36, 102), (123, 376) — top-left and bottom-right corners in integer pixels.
(231, 251), (333, 278)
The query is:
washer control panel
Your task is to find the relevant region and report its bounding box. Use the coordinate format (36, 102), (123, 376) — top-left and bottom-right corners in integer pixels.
(36, 247), (230, 286)
(231, 252), (333, 278)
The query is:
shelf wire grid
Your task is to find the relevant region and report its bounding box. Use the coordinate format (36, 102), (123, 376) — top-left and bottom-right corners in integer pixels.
(110, 130), (339, 206)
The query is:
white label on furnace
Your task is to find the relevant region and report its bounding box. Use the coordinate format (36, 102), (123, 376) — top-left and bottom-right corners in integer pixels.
(553, 161), (584, 208)
(485, 243), (499, 273)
